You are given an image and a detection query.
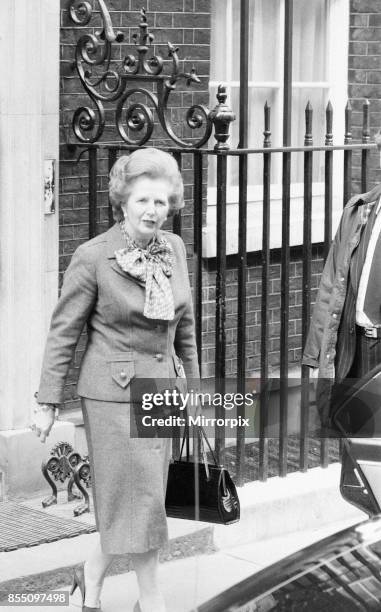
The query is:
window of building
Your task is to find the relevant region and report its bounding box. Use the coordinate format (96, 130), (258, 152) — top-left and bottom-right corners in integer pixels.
(204, 0), (349, 257)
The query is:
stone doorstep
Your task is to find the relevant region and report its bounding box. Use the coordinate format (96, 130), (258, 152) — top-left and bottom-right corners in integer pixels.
(0, 463), (365, 595)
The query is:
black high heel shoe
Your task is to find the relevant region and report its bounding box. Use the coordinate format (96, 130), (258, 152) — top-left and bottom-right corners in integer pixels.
(70, 565), (102, 612)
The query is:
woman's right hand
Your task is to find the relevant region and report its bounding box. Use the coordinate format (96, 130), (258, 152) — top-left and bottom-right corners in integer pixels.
(31, 404), (56, 443)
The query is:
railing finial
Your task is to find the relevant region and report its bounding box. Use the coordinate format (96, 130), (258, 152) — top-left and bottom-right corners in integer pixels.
(362, 99), (370, 143)
(344, 100), (352, 145)
(304, 101), (313, 147)
(209, 85), (236, 151)
(263, 101), (271, 148)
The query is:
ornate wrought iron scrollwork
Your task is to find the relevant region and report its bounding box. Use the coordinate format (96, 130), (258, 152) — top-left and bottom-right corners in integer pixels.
(69, 3), (227, 148)
(72, 458), (92, 517)
(41, 442), (92, 516)
(70, 0), (124, 142)
(69, 0), (92, 26)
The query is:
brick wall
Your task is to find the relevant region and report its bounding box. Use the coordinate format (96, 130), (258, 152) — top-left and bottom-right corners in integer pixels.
(200, 249), (324, 379)
(349, 0), (381, 191)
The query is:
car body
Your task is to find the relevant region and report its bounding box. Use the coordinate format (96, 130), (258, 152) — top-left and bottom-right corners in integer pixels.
(199, 516), (381, 611)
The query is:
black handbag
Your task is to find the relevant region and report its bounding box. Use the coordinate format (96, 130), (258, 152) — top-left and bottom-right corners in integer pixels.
(165, 425), (240, 525)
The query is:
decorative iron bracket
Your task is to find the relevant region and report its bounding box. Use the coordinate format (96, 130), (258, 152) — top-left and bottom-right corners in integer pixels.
(41, 441), (92, 516)
(69, 2), (234, 149)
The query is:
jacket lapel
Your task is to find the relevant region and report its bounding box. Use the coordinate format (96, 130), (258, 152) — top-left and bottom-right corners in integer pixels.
(106, 223), (142, 284)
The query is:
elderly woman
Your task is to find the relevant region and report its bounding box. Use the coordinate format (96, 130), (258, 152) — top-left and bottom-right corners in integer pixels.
(33, 148), (199, 612)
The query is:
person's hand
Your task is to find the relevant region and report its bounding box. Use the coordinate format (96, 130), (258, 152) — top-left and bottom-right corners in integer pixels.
(31, 404), (56, 443)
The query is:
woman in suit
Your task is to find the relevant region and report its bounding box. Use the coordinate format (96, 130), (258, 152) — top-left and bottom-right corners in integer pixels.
(32, 148), (200, 612)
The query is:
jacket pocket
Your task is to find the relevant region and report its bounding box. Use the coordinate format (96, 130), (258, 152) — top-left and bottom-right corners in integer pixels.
(108, 353), (135, 389)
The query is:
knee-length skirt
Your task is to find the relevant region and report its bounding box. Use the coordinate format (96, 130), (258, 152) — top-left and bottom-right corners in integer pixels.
(81, 398), (171, 555)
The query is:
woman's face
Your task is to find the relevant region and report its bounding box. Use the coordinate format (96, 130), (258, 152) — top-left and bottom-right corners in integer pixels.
(121, 176), (171, 246)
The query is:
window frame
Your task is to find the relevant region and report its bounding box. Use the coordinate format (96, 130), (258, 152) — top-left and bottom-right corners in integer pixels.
(204, 0), (349, 258)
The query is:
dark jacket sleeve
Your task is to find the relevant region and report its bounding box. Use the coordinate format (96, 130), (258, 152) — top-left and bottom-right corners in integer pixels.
(37, 245), (97, 404)
(302, 219), (342, 369)
(173, 237), (200, 383)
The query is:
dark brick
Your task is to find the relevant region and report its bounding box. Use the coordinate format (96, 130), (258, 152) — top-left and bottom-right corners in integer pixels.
(368, 42), (381, 54)
(184, 30), (194, 44)
(147, 0), (184, 11)
(350, 84), (381, 98)
(289, 305), (302, 320)
(181, 44), (209, 59)
(173, 13), (209, 28)
(194, 29), (210, 44)
(120, 10), (144, 26)
(350, 14), (368, 27)
(349, 110), (364, 127)
(289, 276), (302, 291)
(351, 0), (381, 11)
(369, 14), (381, 26)
(349, 69), (367, 83)
(71, 192), (90, 210)
(195, 0), (210, 11)
(367, 70), (381, 83)
(73, 224), (91, 239)
(152, 27), (183, 43)
(350, 55), (380, 69)
(62, 78), (84, 94)
(59, 194), (74, 210)
(60, 226), (75, 240)
(270, 338), (280, 352)
(60, 28), (79, 44)
(107, 0), (130, 9)
(349, 41), (368, 55)
(62, 209), (89, 224)
(351, 27), (381, 42)
(154, 12), (173, 27)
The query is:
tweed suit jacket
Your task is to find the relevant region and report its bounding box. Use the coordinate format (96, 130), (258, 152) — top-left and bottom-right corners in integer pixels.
(37, 223), (200, 404)
(302, 184), (381, 424)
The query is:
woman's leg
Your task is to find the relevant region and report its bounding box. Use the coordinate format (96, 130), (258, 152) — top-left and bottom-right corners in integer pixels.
(132, 549), (166, 612)
(83, 537), (115, 607)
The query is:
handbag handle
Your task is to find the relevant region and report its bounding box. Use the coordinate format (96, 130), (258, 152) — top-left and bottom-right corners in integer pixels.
(178, 421), (219, 480)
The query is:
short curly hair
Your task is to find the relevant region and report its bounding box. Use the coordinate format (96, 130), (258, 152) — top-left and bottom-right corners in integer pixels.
(109, 148), (184, 221)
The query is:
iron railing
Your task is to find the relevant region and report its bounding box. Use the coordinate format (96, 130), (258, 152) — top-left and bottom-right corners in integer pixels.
(71, 94), (377, 484)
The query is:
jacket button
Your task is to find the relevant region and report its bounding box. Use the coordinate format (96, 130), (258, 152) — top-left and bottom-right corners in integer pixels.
(155, 353), (164, 361)
(120, 371), (127, 379)
(349, 327), (355, 334)
(332, 313), (337, 319)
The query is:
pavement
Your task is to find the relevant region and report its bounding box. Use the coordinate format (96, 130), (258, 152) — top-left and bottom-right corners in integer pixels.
(0, 463), (367, 611)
